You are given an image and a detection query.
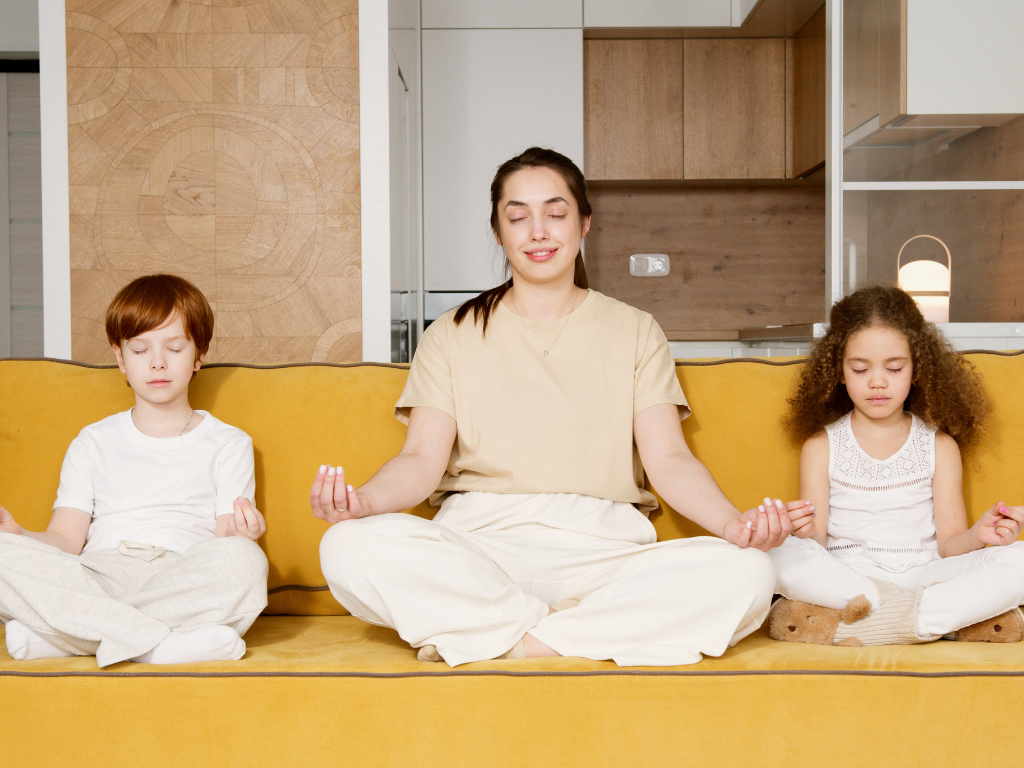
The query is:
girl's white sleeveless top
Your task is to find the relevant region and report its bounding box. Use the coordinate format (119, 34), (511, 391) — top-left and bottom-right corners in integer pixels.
(825, 412), (940, 572)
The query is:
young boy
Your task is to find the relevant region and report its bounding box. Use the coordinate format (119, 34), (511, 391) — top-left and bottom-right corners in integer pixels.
(0, 274), (268, 667)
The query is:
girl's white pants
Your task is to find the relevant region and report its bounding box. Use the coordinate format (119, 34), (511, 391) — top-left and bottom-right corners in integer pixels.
(771, 536), (1024, 636)
(319, 492), (775, 667)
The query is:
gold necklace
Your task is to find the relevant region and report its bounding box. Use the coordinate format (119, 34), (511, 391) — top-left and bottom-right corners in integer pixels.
(510, 288), (579, 357)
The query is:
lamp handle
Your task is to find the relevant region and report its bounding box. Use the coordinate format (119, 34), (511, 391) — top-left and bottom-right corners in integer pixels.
(897, 234), (952, 278)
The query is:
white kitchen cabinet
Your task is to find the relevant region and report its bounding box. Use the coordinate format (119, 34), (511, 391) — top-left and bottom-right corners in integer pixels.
(422, 29), (584, 292)
(422, 0), (582, 29)
(733, 0), (761, 27)
(584, 0), (731, 29)
(906, 0), (1024, 116)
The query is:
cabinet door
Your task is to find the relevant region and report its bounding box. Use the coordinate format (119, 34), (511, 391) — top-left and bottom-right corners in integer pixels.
(584, 39), (683, 180)
(906, 0), (1024, 116)
(683, 39), (786, 179)
(787, 6), (826, 178)
(422, 29), (584, 292)
(421, 0), (582, 29)
(584, 0), (730, 28)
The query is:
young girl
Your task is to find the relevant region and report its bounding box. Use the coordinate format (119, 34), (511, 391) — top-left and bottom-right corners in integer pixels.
(0, 274), (269, 667)
(769, 284), (1024, 646)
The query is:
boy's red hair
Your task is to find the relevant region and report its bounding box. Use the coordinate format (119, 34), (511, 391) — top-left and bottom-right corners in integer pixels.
(105, 274), (214, 358)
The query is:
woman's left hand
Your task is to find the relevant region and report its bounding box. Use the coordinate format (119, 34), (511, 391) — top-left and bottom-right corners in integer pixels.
(724, 498), (793, 551)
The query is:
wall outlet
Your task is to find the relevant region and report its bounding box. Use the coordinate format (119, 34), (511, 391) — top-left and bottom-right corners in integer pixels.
(630, 253), (670, 277)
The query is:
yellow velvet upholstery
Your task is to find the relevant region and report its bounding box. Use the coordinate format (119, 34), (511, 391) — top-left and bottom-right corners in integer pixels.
(2, 354), (1024, 767)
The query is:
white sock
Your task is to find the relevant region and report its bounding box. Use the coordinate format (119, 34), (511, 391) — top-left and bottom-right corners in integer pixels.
(4, 620), (75, 661)
(131, 625), (246, 665)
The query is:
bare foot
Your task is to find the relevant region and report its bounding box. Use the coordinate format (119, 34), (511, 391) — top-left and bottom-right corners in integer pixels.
(523, 632), (561, 658)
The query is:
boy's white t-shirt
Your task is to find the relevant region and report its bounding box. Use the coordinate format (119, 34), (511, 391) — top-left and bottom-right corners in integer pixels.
(54, 410), (255, 554)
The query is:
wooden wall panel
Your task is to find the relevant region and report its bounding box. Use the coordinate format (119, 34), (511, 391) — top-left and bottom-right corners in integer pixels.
(584, 39), (683, 180)
(66, 0), (362, 365)
(586, 185), (826, 334)
(683, 39), (786, 179)
(787, 5), (825, 178)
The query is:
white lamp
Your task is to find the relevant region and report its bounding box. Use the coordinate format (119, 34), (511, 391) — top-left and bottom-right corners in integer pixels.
(897, 235), (951, 323)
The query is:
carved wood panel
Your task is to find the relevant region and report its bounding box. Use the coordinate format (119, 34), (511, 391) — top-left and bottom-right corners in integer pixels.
(66, 0), (361, 364)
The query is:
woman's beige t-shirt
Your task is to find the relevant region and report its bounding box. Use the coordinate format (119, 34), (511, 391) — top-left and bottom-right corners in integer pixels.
(395, 290), (689, 512)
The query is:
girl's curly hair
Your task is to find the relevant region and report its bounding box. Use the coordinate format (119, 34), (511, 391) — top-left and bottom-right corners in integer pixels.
(785, 284), (990, 447)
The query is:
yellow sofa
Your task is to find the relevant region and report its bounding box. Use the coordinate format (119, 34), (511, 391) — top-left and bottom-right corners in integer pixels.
(2, 355), (1024, 767)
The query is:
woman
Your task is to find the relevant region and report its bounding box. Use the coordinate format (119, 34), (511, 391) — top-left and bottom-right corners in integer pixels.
(312, 148), (812, 666)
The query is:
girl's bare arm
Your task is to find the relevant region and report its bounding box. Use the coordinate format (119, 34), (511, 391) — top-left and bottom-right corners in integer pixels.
(798, 432), (831, 547)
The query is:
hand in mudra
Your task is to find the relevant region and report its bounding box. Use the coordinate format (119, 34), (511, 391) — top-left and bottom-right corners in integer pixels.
(223, 498), (267, 541)
(976, 501), (1024, 547)
(310, 465), (367, 524)
(723, 498), (795, 551)
(0, 504), (24, 536)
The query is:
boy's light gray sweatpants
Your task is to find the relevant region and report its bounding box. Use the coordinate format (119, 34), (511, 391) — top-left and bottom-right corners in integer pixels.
(0, 532), (268, 667)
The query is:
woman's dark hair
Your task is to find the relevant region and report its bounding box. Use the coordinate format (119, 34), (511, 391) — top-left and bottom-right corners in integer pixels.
(453, 147), (590, 335)
(785, 284), (990, 447)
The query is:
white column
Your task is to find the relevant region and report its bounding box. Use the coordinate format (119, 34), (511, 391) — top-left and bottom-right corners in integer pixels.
(39, 0), (71, 359)
(359, 0), (391, 363)
(825, 0), (845, 312)
(0, 75), (10, 358)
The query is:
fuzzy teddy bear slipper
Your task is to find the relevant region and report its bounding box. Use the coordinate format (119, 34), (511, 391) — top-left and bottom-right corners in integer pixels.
(767, 595), (872, 647)
(768, 581), (940, 647)
(956, 608), (1024, 643)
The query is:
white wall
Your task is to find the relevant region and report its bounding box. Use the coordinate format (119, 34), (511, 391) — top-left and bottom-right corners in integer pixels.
(421, 29), (584, 292)
(0, 0), (39, 54)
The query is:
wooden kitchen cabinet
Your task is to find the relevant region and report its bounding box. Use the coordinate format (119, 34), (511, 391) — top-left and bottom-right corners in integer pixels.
(787, 5), (826, 177)
(584, 39), (683, 180)
(683, 38), (786, 179)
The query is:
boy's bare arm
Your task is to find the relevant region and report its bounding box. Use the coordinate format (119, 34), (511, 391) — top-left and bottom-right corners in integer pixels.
(0, 505), (91, 555)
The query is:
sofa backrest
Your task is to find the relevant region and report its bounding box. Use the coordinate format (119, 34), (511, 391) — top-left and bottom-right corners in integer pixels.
(1, 353), (1022, 615)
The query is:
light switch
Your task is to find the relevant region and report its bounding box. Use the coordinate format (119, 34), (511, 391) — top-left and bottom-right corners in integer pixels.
(630, 253), (670, 277)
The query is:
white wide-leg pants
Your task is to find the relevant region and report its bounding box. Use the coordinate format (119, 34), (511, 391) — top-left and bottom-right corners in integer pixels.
(0, 533), (269, 667)
(771, 536), (1024, 636)
(320, 492), (775, 667)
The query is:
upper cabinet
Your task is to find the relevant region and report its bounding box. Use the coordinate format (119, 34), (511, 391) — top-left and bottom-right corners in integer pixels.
(684, 39), (787, 179)
(845, 0), (1024, 154)
(787, 5), (826, 178)
(585, 0), (731, 28)
(422, 1), (583, 29)
(582, 21), (824, 181)
(584, 40), (683, 180)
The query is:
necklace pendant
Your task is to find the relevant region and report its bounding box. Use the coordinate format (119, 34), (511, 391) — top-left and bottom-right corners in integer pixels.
(544, 350), (549, 356)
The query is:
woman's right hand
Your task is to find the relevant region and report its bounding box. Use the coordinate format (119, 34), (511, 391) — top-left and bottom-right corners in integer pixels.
(0, 504), (24, 536)
(310, 466), (368, 524)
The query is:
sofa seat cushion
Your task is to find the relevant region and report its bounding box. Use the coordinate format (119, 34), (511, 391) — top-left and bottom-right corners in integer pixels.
(4, 618), (1024, 767)
(5, 616), (1024, 675)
